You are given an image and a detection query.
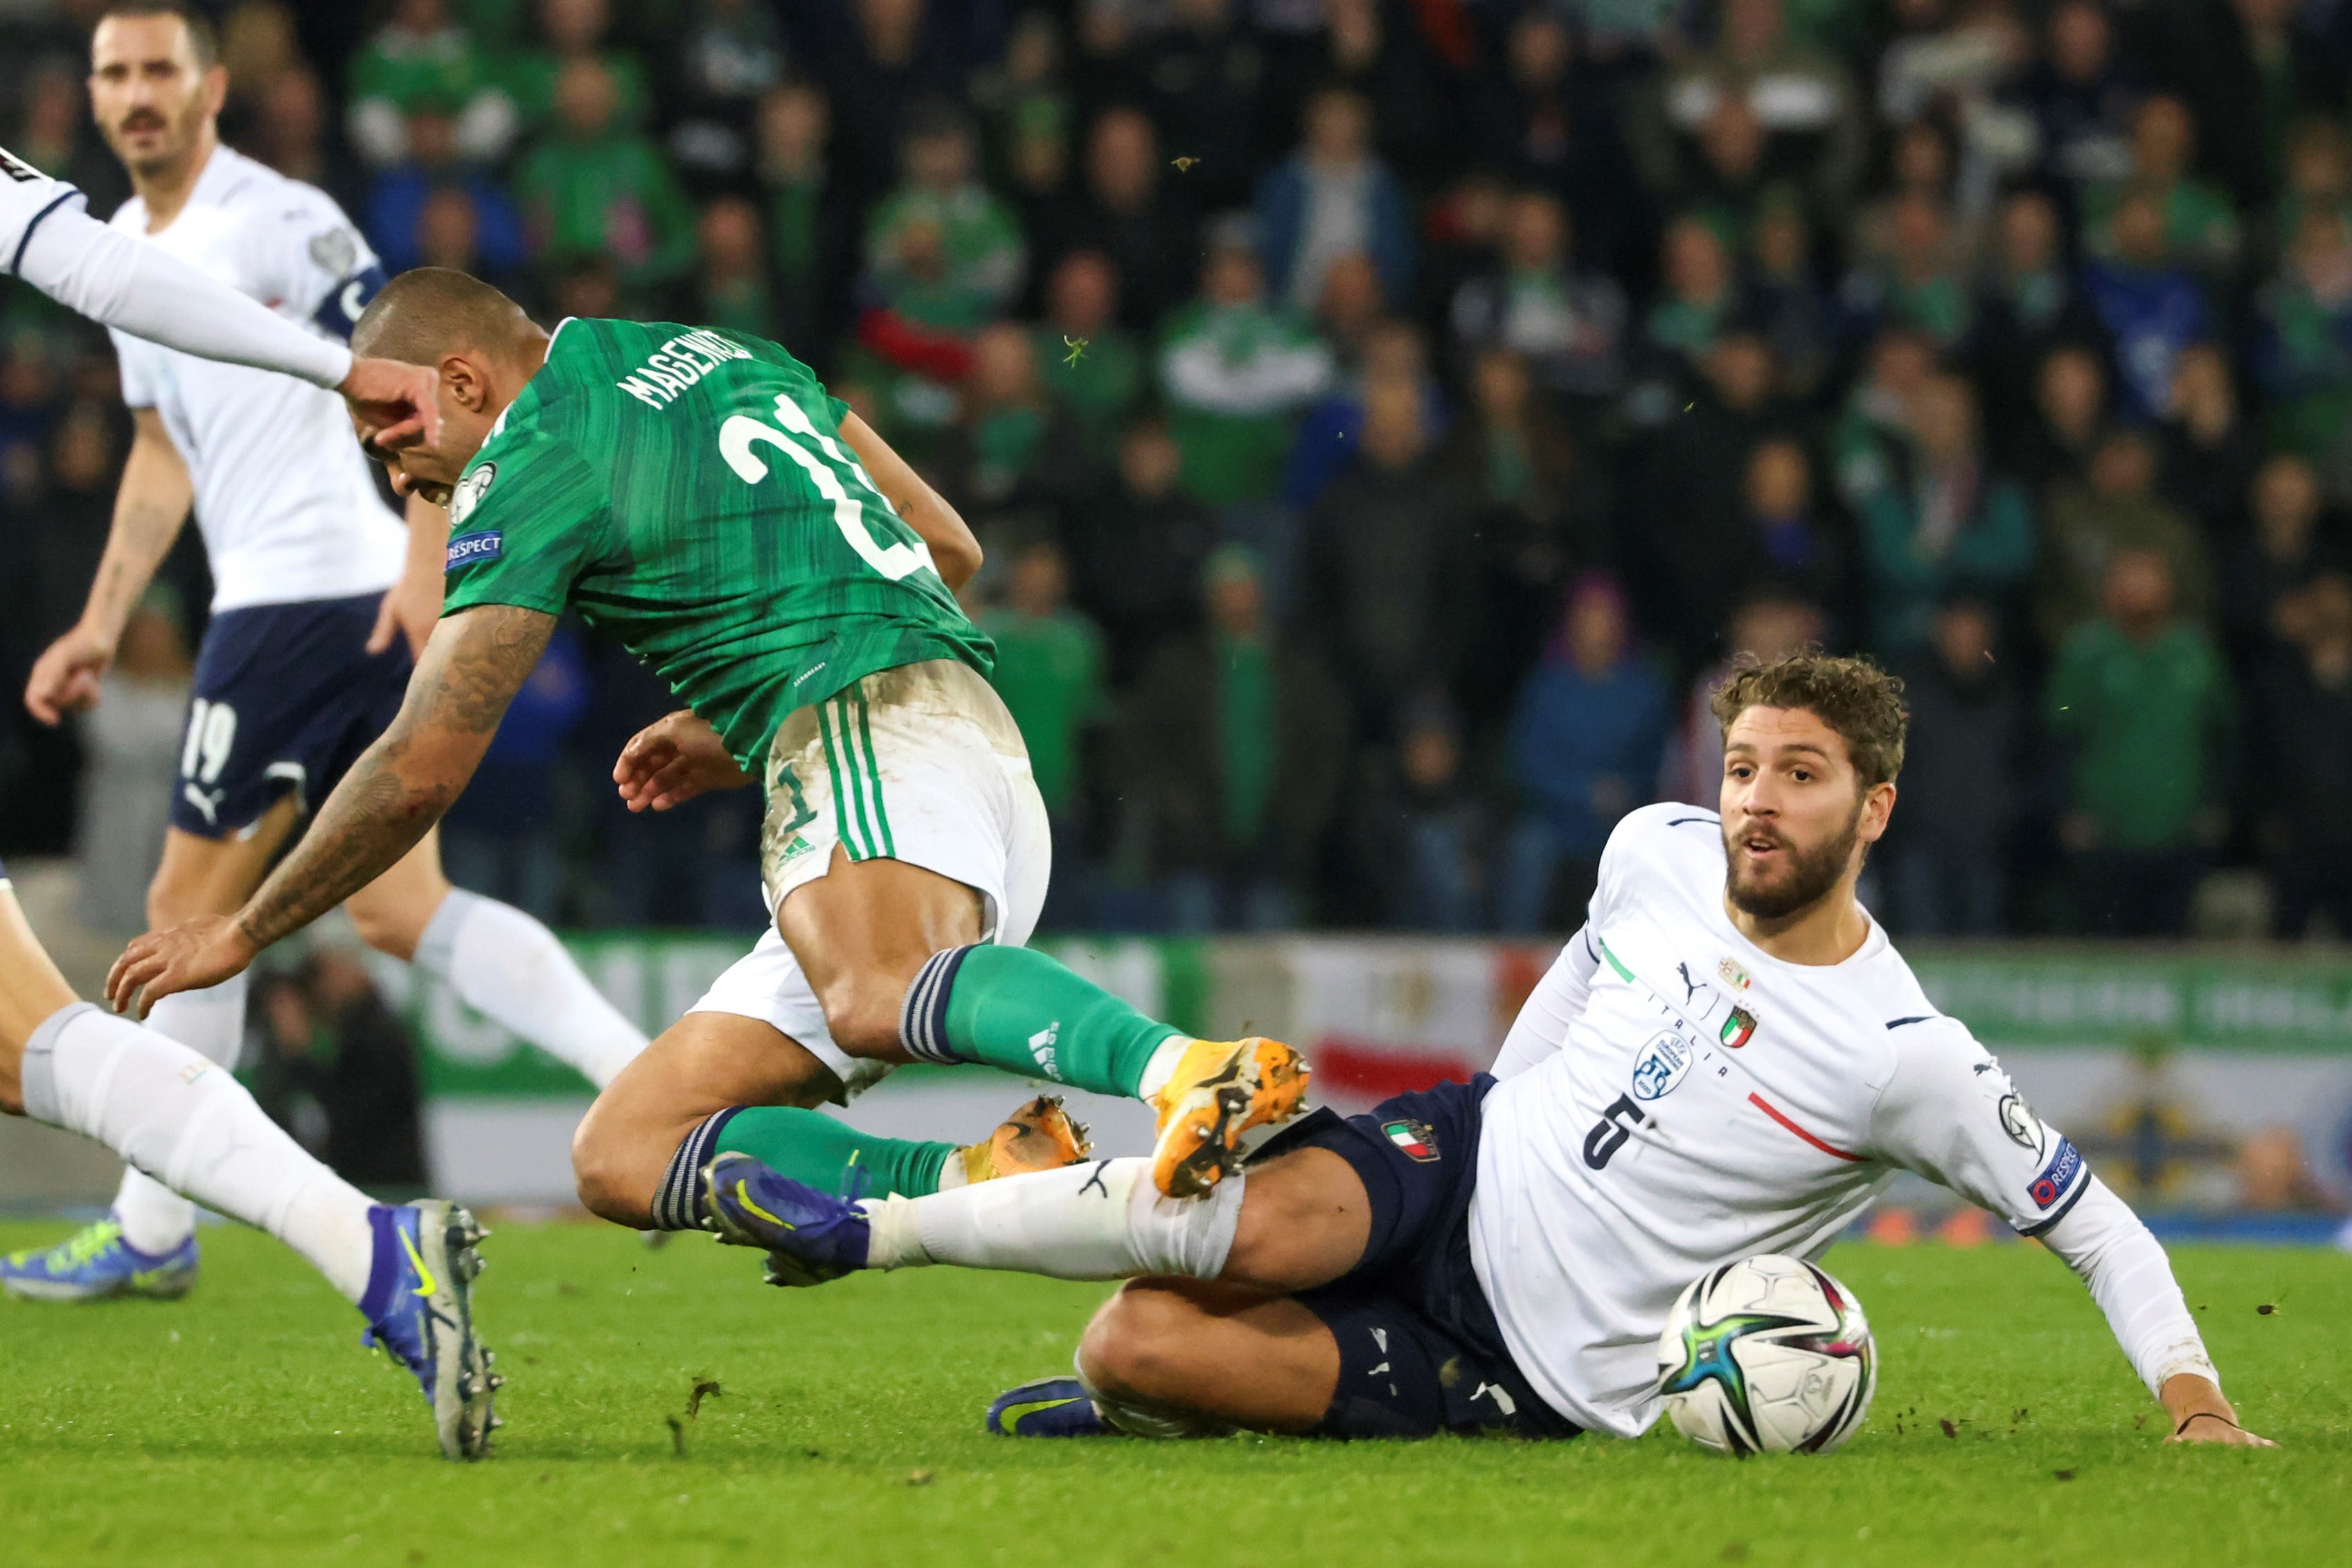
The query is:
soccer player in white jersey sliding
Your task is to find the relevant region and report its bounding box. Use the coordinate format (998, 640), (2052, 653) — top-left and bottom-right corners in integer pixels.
(0, 3), (495, 1463)
(4, 1), (648, 1303)
(700, 651), (2272, 1449)
(0, 855), (497, 1456)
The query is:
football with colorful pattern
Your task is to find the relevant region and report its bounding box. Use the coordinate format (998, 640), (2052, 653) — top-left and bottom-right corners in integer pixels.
(1654, 1253), (1877, 1455)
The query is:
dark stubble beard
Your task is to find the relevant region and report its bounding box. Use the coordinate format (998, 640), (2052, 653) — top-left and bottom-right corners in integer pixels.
(1723, 804), (1862, 922)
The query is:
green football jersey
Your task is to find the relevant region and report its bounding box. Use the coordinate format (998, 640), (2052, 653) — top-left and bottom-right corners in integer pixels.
(439, 317), (992, 771)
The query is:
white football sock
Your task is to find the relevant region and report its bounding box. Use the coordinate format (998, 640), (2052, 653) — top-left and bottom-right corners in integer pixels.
(110, 974), (249, 1255)
(861, 1157), (1244, 1280)
(22, 1004), (376, 1303)
(1136, 1037), (1192, 1103)
(413, 888), (647, 1088)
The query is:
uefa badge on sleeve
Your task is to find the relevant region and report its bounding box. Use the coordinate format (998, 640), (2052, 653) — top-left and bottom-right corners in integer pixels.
(450, 462), (497, 527)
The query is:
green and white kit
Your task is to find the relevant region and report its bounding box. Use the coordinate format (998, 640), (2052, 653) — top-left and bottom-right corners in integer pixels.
(440, 317), (1045, 1096)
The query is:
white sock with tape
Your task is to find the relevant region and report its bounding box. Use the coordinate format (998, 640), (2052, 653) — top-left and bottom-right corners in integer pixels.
(413, 889), (647, 1088)
(22, 1004), (375, 1302)
(112, 974), (249, 1255)
(860, 1157), (1244, 1279)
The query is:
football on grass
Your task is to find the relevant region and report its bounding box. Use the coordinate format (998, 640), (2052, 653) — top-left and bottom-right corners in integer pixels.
(1655, 1253), (1877, 1455)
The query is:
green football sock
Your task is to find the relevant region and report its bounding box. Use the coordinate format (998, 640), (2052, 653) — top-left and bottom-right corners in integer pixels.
(712, 1106), (957, 1200)
(902, 944), (1184, 1100)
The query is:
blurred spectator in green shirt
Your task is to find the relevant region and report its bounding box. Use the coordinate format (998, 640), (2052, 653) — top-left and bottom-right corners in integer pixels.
(932, 323), (1082, 531)
(2049, 546), (2235, 935)
(753, 81), (852, 365)
(2254, 204), (2352, 471)
(1123, 546), (1346, 930)
(516, 56), (694, 289)
(2273, 117), (2352, 267)
(1035, 249), (1141, 465)
(1857, 375), (2035, 656)
(1641, 214), (1740, 372)
(2082, 97), (2242, 277)
(693, 196), (772, 339)
(1840, 190), (1972, 350)
(973, 10), (1070, 202)
(347, 0), (517, 167)
(847, 101), (1028, 457)
(497, 0), (650, 136)
(981, 539), (1105, 820)
(863, 101), (1027, 330)
(1157, 216), (1335, 504)
(2040, 427), (2212, 648)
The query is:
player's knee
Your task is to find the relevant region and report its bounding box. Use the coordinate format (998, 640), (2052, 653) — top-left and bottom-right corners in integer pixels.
(1078, 1282), (1206, 1404)
(812, 973), (905, 1058)
(570, 1106), (657, 1227)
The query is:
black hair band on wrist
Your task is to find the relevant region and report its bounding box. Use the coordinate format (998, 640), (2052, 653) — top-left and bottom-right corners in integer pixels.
(2174, 1410), (2240, 1436)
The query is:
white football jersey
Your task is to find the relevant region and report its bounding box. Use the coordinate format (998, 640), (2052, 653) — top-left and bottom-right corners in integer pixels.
(107, 146), (404, 612)
(1470, 804), (2103, 1436)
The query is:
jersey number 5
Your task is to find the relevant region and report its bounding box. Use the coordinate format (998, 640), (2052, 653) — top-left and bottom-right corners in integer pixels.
(1583, 1094), (1647, 1170)
(718, 393), (935, 583)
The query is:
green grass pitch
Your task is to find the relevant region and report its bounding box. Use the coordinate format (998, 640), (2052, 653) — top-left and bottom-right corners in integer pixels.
(1, 1220), (2344, 1567)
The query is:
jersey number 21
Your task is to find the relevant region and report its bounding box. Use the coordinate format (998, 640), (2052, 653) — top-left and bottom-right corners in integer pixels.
(718, 393), (935, 583)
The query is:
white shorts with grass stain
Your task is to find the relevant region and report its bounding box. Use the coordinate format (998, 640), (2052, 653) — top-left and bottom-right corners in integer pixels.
(686, 659), (1051, 1100)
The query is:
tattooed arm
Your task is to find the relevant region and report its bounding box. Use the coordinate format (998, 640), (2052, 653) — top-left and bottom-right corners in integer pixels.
(106, 605), (554, 1015)
(24, 409), (193, 724)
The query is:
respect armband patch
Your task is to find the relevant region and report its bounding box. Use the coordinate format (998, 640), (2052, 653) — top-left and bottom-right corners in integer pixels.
(2028, 1137), (2083, 1210)
(445, 531), (504, 571)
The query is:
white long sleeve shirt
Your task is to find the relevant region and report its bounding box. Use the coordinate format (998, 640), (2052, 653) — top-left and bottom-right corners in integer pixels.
(1472, 803), (2218, 1436)
(0, 144), (352, 389)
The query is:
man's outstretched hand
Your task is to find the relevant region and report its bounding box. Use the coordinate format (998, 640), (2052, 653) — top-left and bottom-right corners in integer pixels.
(614, 709), (751, 812)
(107, 916), (259, 1019)
(2159, 1373), (2274, 1447)
(340, 357), (441, 449)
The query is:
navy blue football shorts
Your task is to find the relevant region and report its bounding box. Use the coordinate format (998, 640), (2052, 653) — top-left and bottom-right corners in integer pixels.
(168, 593), (411, 839)
(1249, 1075), (1578, 1441)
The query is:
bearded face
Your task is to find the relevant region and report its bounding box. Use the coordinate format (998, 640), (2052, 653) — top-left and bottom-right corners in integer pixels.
(1718, 704), (1891, 927)
(1722, 795), (1864, 921)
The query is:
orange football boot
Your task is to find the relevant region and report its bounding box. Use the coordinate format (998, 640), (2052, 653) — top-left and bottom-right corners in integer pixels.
(958, 1094), (1093, 1184)
(1148, 1038), (1310, 1198)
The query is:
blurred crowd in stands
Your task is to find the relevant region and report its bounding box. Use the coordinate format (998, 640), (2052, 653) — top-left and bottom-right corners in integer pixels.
(4, 0), (2352, 940)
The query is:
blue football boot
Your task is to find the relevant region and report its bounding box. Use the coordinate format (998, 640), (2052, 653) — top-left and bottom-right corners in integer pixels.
(357, 1201), (499, 1460)
(700, 1152), (871, 1286)
(988, 1377), (1110, 1437)
(0, 1215), (199, 1301)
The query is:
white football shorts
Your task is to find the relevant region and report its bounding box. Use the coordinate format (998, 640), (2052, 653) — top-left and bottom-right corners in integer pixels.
(686, 658), (1051, 1100)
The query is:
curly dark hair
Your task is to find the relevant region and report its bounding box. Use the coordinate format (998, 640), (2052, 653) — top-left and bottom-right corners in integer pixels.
(1709, 649), (1909, 787)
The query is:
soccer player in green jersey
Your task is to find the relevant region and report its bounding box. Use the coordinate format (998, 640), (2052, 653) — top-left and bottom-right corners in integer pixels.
(111, 267), (1309, 1235)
